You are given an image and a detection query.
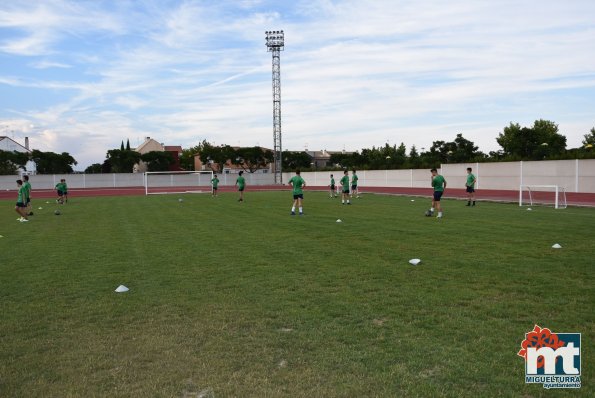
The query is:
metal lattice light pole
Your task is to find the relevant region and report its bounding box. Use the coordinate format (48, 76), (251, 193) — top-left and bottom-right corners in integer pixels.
(265, 30), (284, 184)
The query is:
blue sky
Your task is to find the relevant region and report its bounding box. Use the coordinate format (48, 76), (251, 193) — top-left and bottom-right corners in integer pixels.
(1, 0), (594, 169)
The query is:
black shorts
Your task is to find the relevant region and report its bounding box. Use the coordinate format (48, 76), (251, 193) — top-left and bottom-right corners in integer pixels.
(57, 190), (64, 196)
(293, 194), (304, 200)
(330, 185), (335, 190)
(16, 202), (26, 208)
(238, 187), (244, 192)
(433, 191), (443, 201)
(213, 187), (218, 191)
(466, 186), (475, 193)
(63, 191), (68, 195)
(351, 185), (357, 190)
(343, 189), (350, 194)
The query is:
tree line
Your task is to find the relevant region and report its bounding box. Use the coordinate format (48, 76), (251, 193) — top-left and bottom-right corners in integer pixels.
(1, 120), (593, 175)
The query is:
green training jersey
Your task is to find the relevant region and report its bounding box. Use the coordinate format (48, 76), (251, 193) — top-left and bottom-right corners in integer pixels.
(211, 177), (219, 188)
(23, 181), (31, 200)
(17, 185), (26, 203)
(466, 173), (476, 188)
(352, 174), (358, 186)
(432, 175), (446, 192)
(56, 182), (66, 192)
(330, 177), (335, 186)
(288, 175), (305, 195)
(340, 175), (349, 189)
(236, 176), (245, 189)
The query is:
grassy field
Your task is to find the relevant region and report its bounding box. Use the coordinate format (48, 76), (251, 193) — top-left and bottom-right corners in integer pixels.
(0, 191), (593, 397)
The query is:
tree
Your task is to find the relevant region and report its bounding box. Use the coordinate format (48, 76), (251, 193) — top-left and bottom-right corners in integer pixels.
(180, 146), (201, 171)
(197, 141), (237, 173)
(140, 151), (174, 171)
(106, 149), (141, 173)
(233, 147), (274, 173)
(496, 120), (566, 160)
(582, 127), (595, 147)
(282, 151), (313, 170)
(84, 163), (103, 174)
(30, 150), (77, 174)
(0, 150), (28, 174)
(126, 139), (131, 151)
(120, 140), (125, 151)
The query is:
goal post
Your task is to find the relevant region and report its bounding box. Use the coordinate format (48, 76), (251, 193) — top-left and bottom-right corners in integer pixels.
(144, 170), (214, 195)
(519, 185), (567, 209)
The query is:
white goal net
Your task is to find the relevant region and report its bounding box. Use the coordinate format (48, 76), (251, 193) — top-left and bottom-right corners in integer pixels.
(144, 171), (214, 195)
(519, 185), (567, 209)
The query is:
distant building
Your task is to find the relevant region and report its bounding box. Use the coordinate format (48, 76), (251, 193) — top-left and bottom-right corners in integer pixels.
(0, 136), (36, 175)
(133, 137), (183, 172)
(304, 149), (354, 168)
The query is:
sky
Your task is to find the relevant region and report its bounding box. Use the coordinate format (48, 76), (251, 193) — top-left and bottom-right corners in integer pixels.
(0, 0), (594, 170)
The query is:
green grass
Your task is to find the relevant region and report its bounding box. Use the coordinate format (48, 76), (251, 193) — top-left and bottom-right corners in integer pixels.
(1, 191), (593, 397)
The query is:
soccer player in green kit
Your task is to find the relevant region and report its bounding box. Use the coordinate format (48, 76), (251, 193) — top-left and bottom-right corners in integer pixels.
(55, 179), (66, 204)
(23, 175), (32, 216)
(15, 179), (29, 222)
(340, 170), (351, 205)
(288, 170), (306, 215)
(329, 174), (336, 198)
(235, 171), (245, 202)
(351, 169), (360, 198)
(429, 168), (446, 218)
(211, 174), (219, 197)
(465, 167), (476, 206)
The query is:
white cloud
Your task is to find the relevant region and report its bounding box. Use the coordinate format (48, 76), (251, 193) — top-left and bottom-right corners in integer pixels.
(0, 0), (594, 169)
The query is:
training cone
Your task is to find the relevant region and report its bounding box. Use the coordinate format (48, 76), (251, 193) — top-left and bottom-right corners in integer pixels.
(115, 285), (129, 293)
(552, 243), (562, 249)
(527, 208), (532, 211)
(336, 219), (342, 223)
(409, 258), (421, 265)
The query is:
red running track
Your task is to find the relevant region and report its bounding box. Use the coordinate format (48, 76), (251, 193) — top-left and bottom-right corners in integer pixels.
(1, 185), (594, 206)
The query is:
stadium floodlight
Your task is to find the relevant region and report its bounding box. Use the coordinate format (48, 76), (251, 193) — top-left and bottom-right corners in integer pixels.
(265, 29), (284, 184)
(144, 170), (214, 195)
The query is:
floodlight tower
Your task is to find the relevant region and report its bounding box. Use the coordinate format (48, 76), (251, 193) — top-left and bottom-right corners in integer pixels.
(265, 30), (284, 184)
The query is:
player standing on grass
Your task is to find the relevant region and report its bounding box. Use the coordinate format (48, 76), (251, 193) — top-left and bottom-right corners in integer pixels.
(466, 167), (476, 206)
(340, 170), (351, 205)
(351, 169), (360, 198)
(23, 175), (32, 216)
(15, 179), (28, 222)
(235, 171), (245, 202)
(428, 168), (446, 218)
(211, 174), (219, 197)
(288, 170), (306, 215)
(329, 174), (336, 198)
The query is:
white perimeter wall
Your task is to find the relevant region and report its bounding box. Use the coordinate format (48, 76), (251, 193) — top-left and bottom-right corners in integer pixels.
(1, 159), (594, 193)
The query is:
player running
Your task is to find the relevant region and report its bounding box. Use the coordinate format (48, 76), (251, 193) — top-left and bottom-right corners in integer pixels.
(55, 179), (66, 204)
(288, 170), (306, 215)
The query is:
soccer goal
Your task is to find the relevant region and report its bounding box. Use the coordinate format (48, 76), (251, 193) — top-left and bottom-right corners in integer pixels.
(144, 171), (214, 195)
(519, 185), (567, 209)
